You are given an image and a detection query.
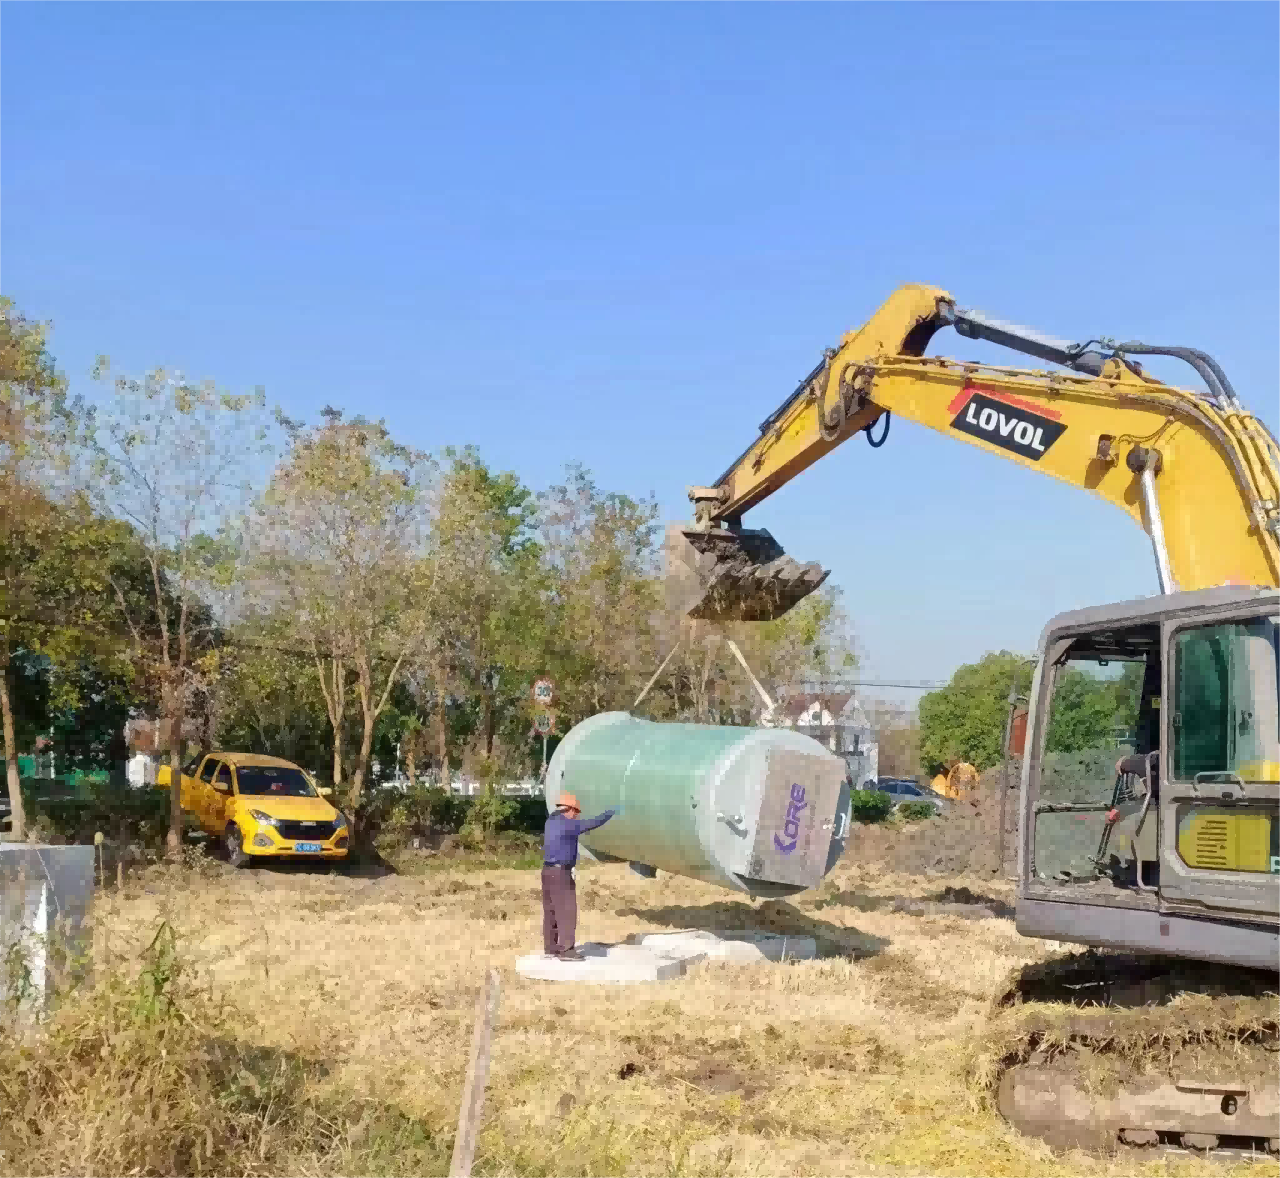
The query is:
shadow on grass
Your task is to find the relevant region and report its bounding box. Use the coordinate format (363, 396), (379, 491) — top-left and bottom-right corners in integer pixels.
(191, 835), (399, 880)
(613, 898), (891, 959)
(813, 884), (1014, 920)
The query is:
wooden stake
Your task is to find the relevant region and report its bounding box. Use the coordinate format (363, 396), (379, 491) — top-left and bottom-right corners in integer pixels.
(449, 968), (501, 1178)
(632, 636), (684, 711)
(725, 638), (777, 717)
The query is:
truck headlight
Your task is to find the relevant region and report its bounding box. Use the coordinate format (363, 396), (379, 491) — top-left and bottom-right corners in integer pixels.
(249, 810), (279, 827)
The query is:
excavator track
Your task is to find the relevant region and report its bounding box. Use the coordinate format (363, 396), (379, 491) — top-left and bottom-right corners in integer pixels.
(974, 950), (1279, 1156)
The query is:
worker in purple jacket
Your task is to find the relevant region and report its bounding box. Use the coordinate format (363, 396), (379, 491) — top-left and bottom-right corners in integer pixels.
(542, 792), (617, 960)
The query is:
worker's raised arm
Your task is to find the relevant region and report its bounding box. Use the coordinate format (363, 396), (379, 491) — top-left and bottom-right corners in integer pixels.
(570, 810), (615, 834)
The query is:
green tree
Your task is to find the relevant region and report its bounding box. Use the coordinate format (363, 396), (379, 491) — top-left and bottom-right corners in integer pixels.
(0, 496), (131, 839)
(1108, 661), (1145, 736)
(250, 409), (435, 810)
(212, 636), (334, 772)
(1044, 667), (1124, 754)
(414, 446), (544, 783)
(918, 651), (1034, 773)
(536, 464), (663, 728)
(2, 300), (68, 838)
(1, 302), (133, 837)
(919, 651), (1144, 774)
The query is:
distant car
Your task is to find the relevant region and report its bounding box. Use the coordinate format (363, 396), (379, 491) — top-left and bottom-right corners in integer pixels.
(865, 776), (949, 815)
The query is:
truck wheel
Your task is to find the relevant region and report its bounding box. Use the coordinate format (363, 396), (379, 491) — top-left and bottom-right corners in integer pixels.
(225, 824), (250, 868)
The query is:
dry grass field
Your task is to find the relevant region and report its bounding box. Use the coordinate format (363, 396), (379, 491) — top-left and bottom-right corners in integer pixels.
(3, 845), (1277, 1178)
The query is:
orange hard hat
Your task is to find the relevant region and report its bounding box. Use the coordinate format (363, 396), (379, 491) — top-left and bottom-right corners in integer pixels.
(557, 792), (581, 813)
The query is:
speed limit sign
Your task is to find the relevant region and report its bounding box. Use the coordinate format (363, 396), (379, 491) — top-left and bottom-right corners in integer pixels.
(532, 677), (555, 706)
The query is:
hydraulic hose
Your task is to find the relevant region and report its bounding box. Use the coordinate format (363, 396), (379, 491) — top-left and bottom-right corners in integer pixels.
(866, 412), (891, 448)
(1111, 342), (1234, 406)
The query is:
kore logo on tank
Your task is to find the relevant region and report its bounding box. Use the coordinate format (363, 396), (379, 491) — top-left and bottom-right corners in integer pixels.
(949, 389), (1066, 462)
(774, 782), (808, 854)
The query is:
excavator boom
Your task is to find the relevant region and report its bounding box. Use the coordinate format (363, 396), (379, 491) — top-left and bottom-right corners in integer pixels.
(672, 285), (1280, 619)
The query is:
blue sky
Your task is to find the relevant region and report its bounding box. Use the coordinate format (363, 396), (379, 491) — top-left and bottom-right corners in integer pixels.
(4, 2), (1277, 710)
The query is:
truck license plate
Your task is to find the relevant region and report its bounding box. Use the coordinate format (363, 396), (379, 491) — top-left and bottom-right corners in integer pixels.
(295, 842), (322, 853)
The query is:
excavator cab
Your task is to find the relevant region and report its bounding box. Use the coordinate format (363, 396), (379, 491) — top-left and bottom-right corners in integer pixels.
(1016, 585), (1278, 961)
(991, 585), (1279, 1152)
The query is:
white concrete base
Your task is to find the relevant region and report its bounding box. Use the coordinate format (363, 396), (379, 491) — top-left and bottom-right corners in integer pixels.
(627, 929), (817, 963)
(515, 929), (817, 984)
(515, 941), (703, 984)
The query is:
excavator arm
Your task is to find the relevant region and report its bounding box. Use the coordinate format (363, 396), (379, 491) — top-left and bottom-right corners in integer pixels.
(669, 284), (1280, 621)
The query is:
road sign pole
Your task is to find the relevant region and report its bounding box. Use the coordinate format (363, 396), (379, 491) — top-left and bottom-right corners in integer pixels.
(541, 734), (547, 778)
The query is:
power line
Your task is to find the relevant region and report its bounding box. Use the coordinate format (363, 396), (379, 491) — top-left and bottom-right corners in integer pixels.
(795, 678), (946, 691)
(847, 680), (946, 690)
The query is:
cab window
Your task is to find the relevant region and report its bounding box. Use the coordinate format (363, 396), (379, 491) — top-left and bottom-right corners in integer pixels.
(234, 766), (316, 797)
(198, 758), (218, 784)
(1031, 624), (1156, 881)
(1172, 614), (1279, 785)
(1170, 613), (1279, 877)
(1040, 651), (1149, 805)
(212, 762), (233, 791)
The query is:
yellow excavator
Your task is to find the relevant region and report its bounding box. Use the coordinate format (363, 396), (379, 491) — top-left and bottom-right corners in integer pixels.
(931, 761), (979, 799)
(668, 284), (1279, 1155)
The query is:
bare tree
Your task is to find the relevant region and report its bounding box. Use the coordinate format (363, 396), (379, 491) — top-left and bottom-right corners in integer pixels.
(87, 362), (275, 855)
(651, 586), (858, 724)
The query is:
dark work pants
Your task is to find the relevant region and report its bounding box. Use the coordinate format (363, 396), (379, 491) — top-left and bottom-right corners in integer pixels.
(541, 865), (577, 955)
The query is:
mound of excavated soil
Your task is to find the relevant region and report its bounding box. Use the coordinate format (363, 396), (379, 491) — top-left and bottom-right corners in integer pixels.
(849, 762), (1020, 877)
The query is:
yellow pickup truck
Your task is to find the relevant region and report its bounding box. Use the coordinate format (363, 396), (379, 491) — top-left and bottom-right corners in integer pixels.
(158, 751), (349, 867)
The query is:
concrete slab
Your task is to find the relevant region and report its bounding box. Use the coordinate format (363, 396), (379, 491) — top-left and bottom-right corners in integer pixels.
(515, 941), (706, 984)
(0, 843), (95, 1015)
(515, 928), (818, 984)
(627, 929), (818, 963)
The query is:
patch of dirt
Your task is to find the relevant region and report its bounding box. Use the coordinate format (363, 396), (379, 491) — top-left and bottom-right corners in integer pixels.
(850, 762), (1020, 877)
(682, 1058), (755, 1097)
(858, 950), (975, 1018)
(616, 1025), (902, 1084)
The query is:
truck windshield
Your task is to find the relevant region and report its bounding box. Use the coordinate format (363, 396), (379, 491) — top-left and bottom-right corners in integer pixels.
(235, 766), (317, 797)
(1173, 614), (1280, 784)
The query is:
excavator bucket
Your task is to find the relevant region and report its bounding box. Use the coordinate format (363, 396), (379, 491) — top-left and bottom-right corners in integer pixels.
(664, 523), (830, 622)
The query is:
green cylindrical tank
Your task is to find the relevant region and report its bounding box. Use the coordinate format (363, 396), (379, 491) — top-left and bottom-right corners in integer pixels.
(544, 712), (852, 898)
